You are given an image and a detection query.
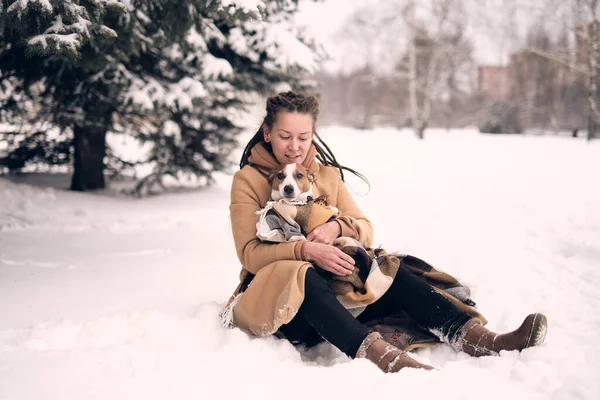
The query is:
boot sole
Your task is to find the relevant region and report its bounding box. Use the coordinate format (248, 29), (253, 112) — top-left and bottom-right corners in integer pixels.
(524, 313), (548, 348)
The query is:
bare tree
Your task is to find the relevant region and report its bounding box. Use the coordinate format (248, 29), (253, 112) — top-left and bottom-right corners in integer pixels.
(317, 0), (473, 135)
(408, 0), (420, 137)
(580, 0), (600, 139)
(405, 0), (471, 138)
(499, 0), (599, 138)
(354, 0), (472, 138)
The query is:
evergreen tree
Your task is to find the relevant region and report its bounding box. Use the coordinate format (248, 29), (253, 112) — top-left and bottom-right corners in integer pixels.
(0, 0), (319, 193)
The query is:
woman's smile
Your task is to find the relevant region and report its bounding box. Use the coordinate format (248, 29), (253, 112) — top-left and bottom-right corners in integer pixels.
(284, 154), (302, 161)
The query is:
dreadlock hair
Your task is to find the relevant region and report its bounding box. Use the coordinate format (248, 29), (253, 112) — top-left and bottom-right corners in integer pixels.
(239, 91), (369, 186)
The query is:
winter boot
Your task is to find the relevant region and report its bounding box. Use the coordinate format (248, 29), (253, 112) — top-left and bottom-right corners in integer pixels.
(453, 313), (548, 357)
(356, 331), (434, 372)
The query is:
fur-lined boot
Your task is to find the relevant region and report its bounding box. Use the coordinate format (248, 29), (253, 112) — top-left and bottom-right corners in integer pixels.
(452, 313), (548, 357)
(356, 332), (434, 372)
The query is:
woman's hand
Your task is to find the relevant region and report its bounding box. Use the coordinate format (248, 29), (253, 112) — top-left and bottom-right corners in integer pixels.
(306, 221), (341, 245)
(304, 241), (355, 276)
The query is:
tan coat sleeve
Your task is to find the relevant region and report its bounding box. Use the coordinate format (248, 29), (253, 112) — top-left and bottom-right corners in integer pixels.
(334, 177), (374, 248)
(230, 169), (301, 275)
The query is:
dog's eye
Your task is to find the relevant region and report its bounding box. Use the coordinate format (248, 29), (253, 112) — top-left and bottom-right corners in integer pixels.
(276, 172), (285, 180)
(296, 172), (304, 179)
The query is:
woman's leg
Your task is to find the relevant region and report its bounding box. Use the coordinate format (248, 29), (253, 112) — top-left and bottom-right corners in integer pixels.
(278, 267), (433, 372)
(357, 261), (548, 356)
(278, 267), (370, 357)
(357, 262), (471, 344)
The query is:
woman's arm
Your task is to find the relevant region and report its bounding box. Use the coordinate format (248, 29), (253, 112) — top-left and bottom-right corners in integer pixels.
(302, 168), (373, 274)
(331, 171), (374, 248)
(230, 169), (302, 275)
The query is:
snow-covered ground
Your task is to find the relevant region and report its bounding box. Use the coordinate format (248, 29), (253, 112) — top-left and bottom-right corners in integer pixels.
(1, 128), (599, 400)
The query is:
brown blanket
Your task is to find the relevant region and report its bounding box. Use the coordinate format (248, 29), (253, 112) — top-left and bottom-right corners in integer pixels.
(225, 236), (486, 351)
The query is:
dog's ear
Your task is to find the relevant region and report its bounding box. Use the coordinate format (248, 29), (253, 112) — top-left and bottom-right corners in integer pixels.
(268, 167), (279, 183)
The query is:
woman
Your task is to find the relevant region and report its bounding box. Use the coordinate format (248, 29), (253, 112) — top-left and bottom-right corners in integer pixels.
(224, 91), (547, 373)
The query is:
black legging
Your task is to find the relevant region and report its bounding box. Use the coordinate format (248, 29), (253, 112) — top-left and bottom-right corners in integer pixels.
(278, 262), (472, 357)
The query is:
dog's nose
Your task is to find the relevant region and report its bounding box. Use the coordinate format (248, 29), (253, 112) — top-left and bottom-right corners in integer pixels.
(283, 185), (294, 196)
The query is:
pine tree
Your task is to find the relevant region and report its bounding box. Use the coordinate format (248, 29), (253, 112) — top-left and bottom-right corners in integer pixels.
(0, 0), (320, 193)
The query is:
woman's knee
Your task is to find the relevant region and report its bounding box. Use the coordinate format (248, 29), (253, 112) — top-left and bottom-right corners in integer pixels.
(305, 267), (329, 289)
(304, 267), (338, 302)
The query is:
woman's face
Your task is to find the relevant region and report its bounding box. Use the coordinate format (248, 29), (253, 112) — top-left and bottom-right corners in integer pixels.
(264, 111), (314, 165)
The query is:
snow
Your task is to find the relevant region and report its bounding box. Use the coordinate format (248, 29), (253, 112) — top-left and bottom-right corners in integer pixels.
(99, 0), (127, 9)
(220, 0), (264, 14)
(227, 15), (319, 73)
(228, 27), (260, 63)
(1, 128), (600, 399)
(124, 73), (208, 112)
(28, 33), (80, 52)
(37, 0), (53, 13)
(255, 21), (320, 72)
(45, 15), (66, 34)
(123, 74), (156, 111)
(6, 0), (31, 16)
(162, 120), (181, 145)
(185, 28), (208, 50)
(163, 78), (207, 111)
(202, 53), (233, 78)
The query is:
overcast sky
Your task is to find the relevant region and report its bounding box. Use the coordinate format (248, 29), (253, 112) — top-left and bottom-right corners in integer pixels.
(295, 0), (557, 73)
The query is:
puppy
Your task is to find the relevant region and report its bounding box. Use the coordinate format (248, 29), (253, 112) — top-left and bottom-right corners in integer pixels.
(268, 163), (314, 202)
(262, 163), (339, 235)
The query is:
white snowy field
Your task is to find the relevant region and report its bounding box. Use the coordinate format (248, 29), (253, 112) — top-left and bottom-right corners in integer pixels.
(1, 127), (599, 400)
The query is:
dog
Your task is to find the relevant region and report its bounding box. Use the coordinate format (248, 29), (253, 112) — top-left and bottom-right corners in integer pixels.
(268, 163), (314, 202)
(257, 163), (339, 238)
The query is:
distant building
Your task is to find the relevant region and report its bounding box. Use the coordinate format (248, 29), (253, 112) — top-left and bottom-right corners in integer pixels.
(477, 65), (510, 100)
(506, 51), (537, 99)
(506, 47), (578, 104)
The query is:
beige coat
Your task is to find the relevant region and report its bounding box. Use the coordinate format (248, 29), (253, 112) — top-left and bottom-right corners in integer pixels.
(228, 143), (373, 336)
